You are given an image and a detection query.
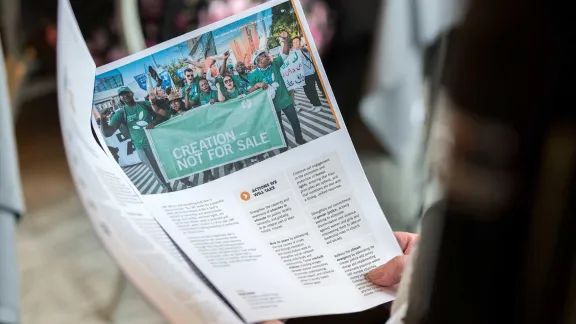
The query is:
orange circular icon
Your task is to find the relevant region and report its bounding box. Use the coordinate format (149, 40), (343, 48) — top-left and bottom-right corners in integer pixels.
(240, 191), (251, 201)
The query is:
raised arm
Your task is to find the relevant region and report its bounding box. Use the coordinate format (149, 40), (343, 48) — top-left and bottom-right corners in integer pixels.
(184, 86), (193, 109)
(184, 57), (204, 68)
(100, 112), (120, 137)
(279, 31), (290, 56)
(216, 83), (226, 102)
(148, 94), (167, 116)
(220, 51), (230, 76)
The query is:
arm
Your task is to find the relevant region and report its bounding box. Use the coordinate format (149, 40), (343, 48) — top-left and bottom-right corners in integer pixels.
(184, 86), (194, 109)
(249, 82), (268, 93)
(146, 73), (154, 96)
(184, 57), (204, 68)
(279, 31), (290, 56)
(220, 51), (230, 75)
(100, 112), (121, 137)
(206, 67), (216, 84)
(147, 95), (167, 116)
(216, 83), (226, 102)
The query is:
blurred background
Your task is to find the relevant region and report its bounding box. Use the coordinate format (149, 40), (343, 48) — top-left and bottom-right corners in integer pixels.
(1, 0), (459, 322)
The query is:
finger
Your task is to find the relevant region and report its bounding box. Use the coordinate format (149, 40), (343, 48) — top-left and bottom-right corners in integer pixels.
(366, 255), (408, 287)
(394, 232), (419, 254)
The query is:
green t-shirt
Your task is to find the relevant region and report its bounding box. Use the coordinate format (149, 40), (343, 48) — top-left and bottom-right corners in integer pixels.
(232, 74), (251, 93)
(249, 56), (293, 111)
(181, 79), (200, 102)
(193, 90), (218, 106)
(223, 86), (247, 100)
(109, 102), (156, 150)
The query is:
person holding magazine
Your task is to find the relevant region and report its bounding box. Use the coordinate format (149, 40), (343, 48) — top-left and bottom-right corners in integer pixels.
(248, 31), (306, 152)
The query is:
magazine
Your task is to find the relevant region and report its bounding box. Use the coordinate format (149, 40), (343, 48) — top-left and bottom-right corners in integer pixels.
(57, 0), (402, 322)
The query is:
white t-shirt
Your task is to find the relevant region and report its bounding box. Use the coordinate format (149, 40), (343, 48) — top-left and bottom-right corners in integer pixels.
(300, 50), (316, 77)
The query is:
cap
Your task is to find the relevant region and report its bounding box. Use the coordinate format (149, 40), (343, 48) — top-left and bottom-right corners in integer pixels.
(117, 86), (133, 95)
(168, 91), (183, 101)
(252, 50), (266, 65)
(227, 64), (234, 69)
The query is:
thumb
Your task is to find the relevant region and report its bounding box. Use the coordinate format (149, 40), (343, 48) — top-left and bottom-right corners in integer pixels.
(367, 255), (409, 287)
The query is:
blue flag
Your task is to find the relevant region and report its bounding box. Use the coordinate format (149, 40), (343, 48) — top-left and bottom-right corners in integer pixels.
(134, 74), (147, 91)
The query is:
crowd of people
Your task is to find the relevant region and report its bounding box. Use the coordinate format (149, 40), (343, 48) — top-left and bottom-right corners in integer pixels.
(100, 31), (327, 192)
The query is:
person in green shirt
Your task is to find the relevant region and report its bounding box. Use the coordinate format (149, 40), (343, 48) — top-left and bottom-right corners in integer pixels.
(216, 75), (247, 102)
(220, 51), (251, 93)
(215, 77), (247, 173)
(192, 78), (218, 106)
(248, 31), (306, 153)
(181, 68), (200, 109)
(188, 78), (217, 182)
(100, 86), (173, 193)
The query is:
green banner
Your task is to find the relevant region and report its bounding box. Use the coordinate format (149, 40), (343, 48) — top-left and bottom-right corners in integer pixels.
(146, 90), (286, 181)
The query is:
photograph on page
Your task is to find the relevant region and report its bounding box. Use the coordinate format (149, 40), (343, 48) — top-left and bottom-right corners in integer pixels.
(92, 1), (339, 195)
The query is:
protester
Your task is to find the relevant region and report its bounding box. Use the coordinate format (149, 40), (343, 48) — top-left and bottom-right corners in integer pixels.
(181, 68), (200, 109)
(168, 90), (188, 117)
(100, 87), (173, 192)
(292, 36), (325, 112)
(249, 31), (307, 152)
(220, 51), (251, 93)
(190, 79), (218, 182)
(193, 78), (218, 106)
(147, 72), (170, 111)
(216, 75), (247, 102)
(215, 79), (246, 172)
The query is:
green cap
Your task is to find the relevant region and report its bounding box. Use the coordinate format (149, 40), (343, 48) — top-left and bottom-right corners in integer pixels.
(117, 86), (133, 95)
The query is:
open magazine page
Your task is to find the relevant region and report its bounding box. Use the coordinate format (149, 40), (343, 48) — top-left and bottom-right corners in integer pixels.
(57, 1), (243, 323)
(92, 0), (402, 322)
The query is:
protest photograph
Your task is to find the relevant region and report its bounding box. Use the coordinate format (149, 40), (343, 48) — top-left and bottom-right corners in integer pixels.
(92, 1), (339, 195)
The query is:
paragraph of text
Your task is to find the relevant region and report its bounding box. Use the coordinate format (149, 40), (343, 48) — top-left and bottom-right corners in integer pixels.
(335, 244), (383, 296)
(188, 233), (262, 268)
(311, 197), (365, 245)
(164, 199), (238, 234)
(270, 232), (335, 286)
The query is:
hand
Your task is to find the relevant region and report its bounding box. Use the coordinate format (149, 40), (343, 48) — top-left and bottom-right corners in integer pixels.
(367, 232), (419, 286)
(237, 94), (244, 99)
(279, 30), (289, 39)
(149, 94), (157, 103)
(146, 124), (155, 129)
(210, 99), (216, 104)
(224, 51), (230, 59)
(257, 82), (269, 90)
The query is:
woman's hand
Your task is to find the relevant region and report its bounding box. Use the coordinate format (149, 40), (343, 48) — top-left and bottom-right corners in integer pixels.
(367, 232), (419, 286)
